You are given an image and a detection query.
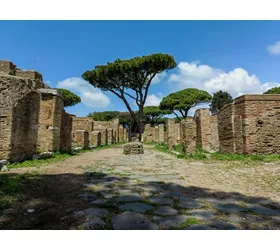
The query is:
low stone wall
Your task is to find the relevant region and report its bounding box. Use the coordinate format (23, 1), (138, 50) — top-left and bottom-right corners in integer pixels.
(217, 94), (280, 154)
(90, 131), (101, 147)
(60, 110), (73, 152)
(72, 130), (89, 149)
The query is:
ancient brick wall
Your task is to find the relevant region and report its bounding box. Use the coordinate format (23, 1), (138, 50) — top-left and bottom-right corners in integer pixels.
(37, 89), (64, 153)
(119, 125), (124, 143)
(167, 119), (176, 149)
(181, 118), (197, 153)
(94, 125), (108, 145)
(123, 128), (128, 142)
(15, 69), (43, 82)
(72, 130), (89, 149)
(175, 123), (181, 144)
(210, 115), (219, 151)
(107, 128), (113, 144)
(0, 74), (41, 162)
(90, 131), (101, 147)
(143, 124), (154, 143)
(72, 117), (94, 133)
(0, 60), (16, 75)
(60, 110), (72, 152)
(158, 124), (165, 143)
(217, 103), (236, 153)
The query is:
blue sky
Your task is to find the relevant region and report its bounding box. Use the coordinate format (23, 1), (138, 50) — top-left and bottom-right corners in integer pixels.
(1, 21), (280, 116)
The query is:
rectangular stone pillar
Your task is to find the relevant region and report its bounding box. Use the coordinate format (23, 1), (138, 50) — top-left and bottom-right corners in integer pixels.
(107, 128), (113, 144)
(119, 125), (124, 143)
(153, 126), (159, 143)
(72, 130), (89, 149)
(167, 119), (176, 149)
(158, 124), (165, 143)
(37, 89), (64, 153)
(124, 128), (128, 142)
(60, 110), (72, 152)
(113, 119), (119, 143)
(90, 131), (101, 147)
(194, 108), (212, 152)
(181, 118), (197, 154)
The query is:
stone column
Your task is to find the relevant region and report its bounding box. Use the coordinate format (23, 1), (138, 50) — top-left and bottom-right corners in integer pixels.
(72, 130), (89, 149)
(181, 118), (197, 153)
(113, 119), (119, 143)
(158, 124), (165, 143)
(107, 128), (113, 144)
(37, 89), (64, 153)
(60, 110), (72, 152)
(119, 125), (124, 143)
(167, 119), (176, 149)
(90, 131), (101, 147)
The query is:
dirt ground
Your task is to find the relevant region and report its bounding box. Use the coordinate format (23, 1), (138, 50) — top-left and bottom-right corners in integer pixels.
(1, 144), (280, 230)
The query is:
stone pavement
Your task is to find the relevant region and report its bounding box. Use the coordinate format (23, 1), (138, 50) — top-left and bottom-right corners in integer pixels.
(73, 146), (280, 230)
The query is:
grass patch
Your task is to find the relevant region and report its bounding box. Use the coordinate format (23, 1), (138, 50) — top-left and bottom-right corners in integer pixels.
(153, 143), (280, 163)
(0, 172), (39, 211)
(173, 218), (199, 229)
(7, 143), (123, 169)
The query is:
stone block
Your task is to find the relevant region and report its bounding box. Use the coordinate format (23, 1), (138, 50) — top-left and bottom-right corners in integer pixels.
(123, 142), (144, 154)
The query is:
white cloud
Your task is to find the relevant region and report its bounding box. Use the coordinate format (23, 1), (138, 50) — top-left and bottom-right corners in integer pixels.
(57, 77), (110, 108)
(145, 94), (162, 106)
(168, 62), (280, 98)
(267, 41), (280, 55)
(151, 72), (167, 84)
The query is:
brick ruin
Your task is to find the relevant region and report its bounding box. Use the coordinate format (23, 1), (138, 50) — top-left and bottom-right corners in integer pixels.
(0, 60), (130, 163)
(217, 95), (280, 154)
(2, 59), (280, 162)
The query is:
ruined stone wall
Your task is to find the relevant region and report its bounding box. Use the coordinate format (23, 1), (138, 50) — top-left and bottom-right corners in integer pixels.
(72, 130), (89, 149)
(181, 118), (197, 154)
(123, 128), (128, 142)
(158, 124), (165, 143)
(119, 125), (124, 143)
(90, 131), (101, 147)
(94, 125), (108, 145)
(143, 124), (154, 143)
(217, 104), (236, 153)
(167, 119), (176, 149)
(175, 123), (181, 144)
(210, 115), (219, 151)
(107, 128), (113, 144)
(37, 89), (64, 153)
(60, 110), (72, 152)
(236, 95), (280, 154)
(72, 117), (94, 133)
(0, 74), (41, 161)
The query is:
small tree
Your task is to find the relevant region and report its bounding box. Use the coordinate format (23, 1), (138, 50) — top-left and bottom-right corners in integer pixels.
(57, 88), (81, 107)
(82, 53), (177, 140)
(263, 87), (280, 94)
(210, 90), (233, 114)
(88, 111), (119, 121)
(143, 106), (171, 125)
(159, 88), (212, 120)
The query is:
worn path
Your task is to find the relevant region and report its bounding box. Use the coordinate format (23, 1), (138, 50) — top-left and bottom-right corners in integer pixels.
(2, 145), (280, 229)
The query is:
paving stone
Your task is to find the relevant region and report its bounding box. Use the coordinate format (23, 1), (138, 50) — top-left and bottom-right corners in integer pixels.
(115, 195), (144, 203)
(119, 202), (154, 213)
(213, 203), (248, 213)
(153, 215), (190, 229)
(136, 185), (161, 192)
(115, 189), (138, 196)
(82, 217), (105, 229)
(78, 193), (98, 201)
(183, 224), (215, 230)
(272, 217), (280, 224)
(179, 197), (203, 209)
(75, 208), (108, 218)
(149, 196), (173, 205)
(227, 213), (264, 224)
(208, 219), (239, 230)
(190, 210), (216, 220)
(100, 192), (115, 199)
(91, 199), (107, 205)
(112, 211), (158, 230)
(154, 206), (178, 216)
(247, 205), (280, 216)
